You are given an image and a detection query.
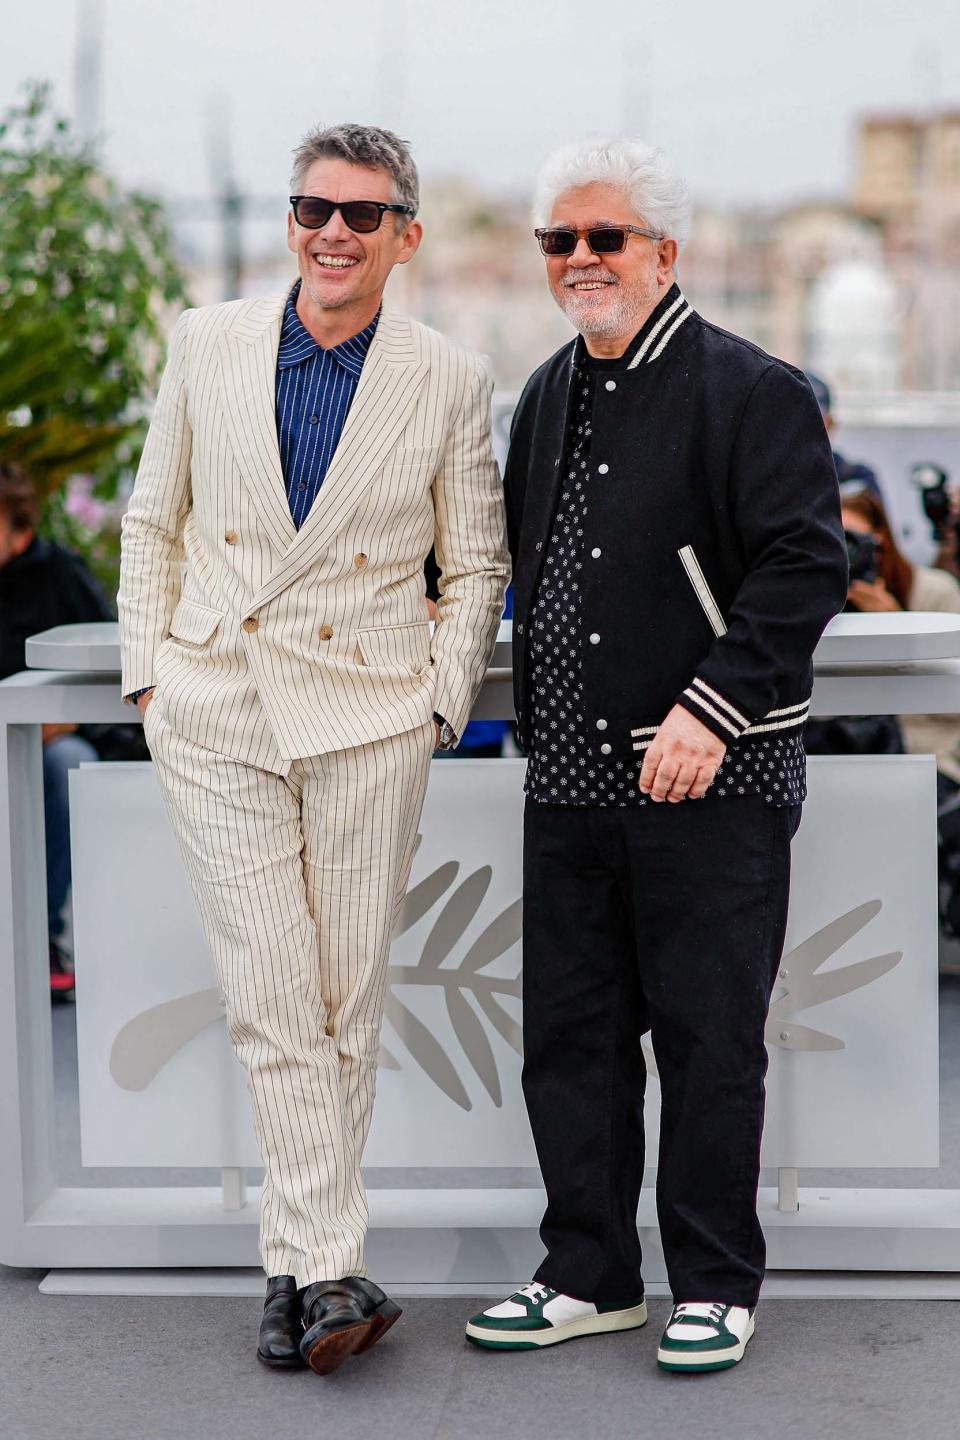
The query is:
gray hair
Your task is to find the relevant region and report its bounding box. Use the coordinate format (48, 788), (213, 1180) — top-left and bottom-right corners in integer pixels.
(533, 138), (691, 252)
(290, 123), (419, 219)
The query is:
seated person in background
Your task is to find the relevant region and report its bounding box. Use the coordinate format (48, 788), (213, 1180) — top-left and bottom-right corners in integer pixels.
(0, 462), (115, 999)
(804, 371), (883, 504)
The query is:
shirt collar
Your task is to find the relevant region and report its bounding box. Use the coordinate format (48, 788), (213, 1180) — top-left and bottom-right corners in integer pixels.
(276, 280), (380, 376)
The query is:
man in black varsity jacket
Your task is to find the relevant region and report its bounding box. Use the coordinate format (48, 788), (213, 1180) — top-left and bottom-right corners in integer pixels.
(464, 140), (848, 1372)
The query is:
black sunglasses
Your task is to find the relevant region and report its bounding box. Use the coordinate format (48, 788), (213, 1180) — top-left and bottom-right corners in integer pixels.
(289, 195), (414, 233)
(534, 224), (663, 257)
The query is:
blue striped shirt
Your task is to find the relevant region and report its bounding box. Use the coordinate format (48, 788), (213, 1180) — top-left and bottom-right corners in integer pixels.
(275, 282), (379, 529)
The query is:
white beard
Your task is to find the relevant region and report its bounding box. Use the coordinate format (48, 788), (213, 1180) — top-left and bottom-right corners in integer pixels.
(553, 274), (660, 342)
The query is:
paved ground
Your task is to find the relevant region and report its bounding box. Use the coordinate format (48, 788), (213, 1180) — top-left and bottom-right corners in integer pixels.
(4, 975), (960, 1438)
(0, 1270), (956, 1440)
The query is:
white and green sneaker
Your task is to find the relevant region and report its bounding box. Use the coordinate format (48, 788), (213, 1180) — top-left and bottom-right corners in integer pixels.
(465, 1282), (648, 1351)
(657, 1302), (755, 1372)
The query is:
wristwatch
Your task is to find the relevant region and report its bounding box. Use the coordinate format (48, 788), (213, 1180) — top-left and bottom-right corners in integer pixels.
(433, 713), (457, 751)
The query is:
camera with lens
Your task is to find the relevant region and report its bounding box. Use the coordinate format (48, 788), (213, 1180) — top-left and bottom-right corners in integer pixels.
(844, 528), (880, 585)
(911, 462), (955, 545)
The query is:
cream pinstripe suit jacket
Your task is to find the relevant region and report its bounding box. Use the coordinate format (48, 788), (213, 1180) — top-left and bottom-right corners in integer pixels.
(118, 294), (509, 773)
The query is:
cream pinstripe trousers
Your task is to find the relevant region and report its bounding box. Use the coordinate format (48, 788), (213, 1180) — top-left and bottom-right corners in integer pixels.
(144, 693), (433, 1285)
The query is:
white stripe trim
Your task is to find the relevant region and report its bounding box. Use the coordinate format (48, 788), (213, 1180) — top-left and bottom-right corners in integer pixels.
(682, 688), (741, 738)
(691, 677), (750, 731)
(760, 700), (810, 719)
(646, 305), (693, 363)
(627, 294), (688, 370)
(630, 725), (660, 737)
(632, 740), (654, 752)
(679, 547), (727, 639)
(742, 709), (809, 736)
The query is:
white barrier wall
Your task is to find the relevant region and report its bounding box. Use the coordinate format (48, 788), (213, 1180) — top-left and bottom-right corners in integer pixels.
(72, 754), (938, 1175)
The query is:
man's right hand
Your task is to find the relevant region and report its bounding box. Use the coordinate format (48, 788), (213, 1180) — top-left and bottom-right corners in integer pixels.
(136, 688), (156, 718)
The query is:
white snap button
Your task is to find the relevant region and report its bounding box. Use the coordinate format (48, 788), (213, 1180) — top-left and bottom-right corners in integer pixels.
(600, 743), (612, 755)
(596, 719), (608, 731)
(591, 547), (602, 558)
(605, 380), (617, 391)
(589, 633), (600, 645)
(597, 463), (609, 474)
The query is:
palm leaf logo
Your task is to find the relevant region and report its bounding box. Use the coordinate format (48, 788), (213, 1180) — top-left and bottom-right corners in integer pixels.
(382, 863), (522, 1110)
(108, 859), (897, 1103)
(766, 899), (901, 1051)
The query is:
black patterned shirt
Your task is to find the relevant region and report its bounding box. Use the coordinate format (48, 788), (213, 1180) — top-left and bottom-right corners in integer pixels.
(524, 358), (806, 808)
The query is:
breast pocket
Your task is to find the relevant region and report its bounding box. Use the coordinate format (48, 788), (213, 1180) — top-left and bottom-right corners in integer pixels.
(354, 621), (433, 676)
(378, 445), (445, 488)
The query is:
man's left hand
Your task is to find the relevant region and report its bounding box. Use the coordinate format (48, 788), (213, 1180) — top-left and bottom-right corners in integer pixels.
(638, 704), (726, 803)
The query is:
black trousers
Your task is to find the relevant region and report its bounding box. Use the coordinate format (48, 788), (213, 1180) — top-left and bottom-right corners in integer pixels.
(521, 795), (798, 1309)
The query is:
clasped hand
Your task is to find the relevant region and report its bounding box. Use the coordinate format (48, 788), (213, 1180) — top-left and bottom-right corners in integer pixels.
(638, 704), (726, 802)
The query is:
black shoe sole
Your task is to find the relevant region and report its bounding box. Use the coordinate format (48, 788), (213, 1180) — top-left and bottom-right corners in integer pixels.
(256, 1347), (306, 1370)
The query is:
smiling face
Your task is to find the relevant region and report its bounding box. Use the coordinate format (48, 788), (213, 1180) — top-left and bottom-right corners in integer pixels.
(287, 156), (421, 337)
(544, 182), (677, 355)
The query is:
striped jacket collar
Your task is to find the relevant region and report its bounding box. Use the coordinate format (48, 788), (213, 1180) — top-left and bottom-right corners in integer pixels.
(225, 291), (418, 366)
(572, 282), (694, 372)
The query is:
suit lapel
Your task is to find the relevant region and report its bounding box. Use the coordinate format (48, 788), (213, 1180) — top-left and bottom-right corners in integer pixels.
(218, 294), (299, 554)
(251, 308), (428, 610)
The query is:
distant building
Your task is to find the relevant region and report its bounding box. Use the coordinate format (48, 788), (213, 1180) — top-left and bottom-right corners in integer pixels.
(167, 111), (960, 396)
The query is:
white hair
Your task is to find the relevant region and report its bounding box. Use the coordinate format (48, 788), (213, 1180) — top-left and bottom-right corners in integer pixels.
(533, 138), (691, 253)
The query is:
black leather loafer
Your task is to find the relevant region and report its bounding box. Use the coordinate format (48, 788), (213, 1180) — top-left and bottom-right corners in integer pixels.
(256, 1274), (305, 1368)
(298, 1276), (403, 1375)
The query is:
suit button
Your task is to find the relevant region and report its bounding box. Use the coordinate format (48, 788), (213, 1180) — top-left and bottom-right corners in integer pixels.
(354, 553), (368, 568)
(597, 463), (609, 475)
(600, 743), (612, 755)
(241, 617), (259, 633)
(589, 633), (600, 645)
(224, 531), (238, 545)
(318, 625), (334, 641)
(596, 719), (608, 731)
(517, 623), (524, 635)
(535, 542), (542, 552)
(605, 380), (617, 392)
(591, 547), (602, 558)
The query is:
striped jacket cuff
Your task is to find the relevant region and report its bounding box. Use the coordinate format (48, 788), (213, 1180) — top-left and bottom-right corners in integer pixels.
(676, 676), (755, 743)
(675, 676), (812, 746)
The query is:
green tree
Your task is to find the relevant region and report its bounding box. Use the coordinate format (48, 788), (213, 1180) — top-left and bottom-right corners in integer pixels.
(0, 82), (189, 590)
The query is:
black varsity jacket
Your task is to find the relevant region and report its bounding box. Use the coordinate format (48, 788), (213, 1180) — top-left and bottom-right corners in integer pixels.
(504, 285), (849, 762)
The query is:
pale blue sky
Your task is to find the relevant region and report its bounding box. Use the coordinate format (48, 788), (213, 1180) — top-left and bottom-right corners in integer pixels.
(3, 0), (959, 206)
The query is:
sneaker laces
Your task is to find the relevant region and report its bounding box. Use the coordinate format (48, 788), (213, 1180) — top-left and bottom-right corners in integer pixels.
(673, 1302), (727, 1327)
(517, 1282), (554, 1304)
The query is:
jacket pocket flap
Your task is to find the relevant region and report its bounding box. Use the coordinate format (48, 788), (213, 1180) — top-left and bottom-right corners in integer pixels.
(354, 621), (432, 671)
(168, 599), (225, 646)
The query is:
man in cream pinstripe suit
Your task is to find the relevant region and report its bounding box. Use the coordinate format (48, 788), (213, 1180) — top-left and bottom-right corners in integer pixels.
(118, 124), (507, 1376)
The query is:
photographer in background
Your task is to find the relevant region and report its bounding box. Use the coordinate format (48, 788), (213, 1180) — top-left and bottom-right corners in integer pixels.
(0, 462), (114, 999)
(839, 488), (960, 934)
(804, 371), (884, 504)
(912, 462), (960, 583)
